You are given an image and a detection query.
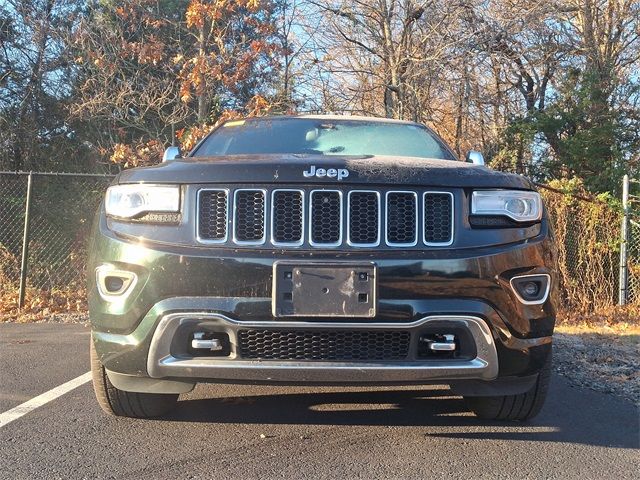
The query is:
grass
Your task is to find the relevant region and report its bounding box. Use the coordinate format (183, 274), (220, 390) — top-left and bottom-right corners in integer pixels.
(556, 322), (640, 336)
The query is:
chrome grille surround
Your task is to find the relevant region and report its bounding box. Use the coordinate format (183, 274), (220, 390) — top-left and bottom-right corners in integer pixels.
(423, 191), (455, 247)
(196, 188), (229, 244)
(347, 190), (381, 247)
(196, 186), (454, 248)
(309, 189), (343, 247)
(385, 191), (419, 247)
(270, 189), (305, 246)
(232, 189), (267, 245)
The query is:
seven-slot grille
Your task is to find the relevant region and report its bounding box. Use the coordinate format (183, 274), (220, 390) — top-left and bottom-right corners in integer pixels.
(197, 187), (454, 247)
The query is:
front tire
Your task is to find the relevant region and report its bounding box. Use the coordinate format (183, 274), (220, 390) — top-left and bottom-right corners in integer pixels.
(465, 350), (552, 421)
(90, 339), (178, 418)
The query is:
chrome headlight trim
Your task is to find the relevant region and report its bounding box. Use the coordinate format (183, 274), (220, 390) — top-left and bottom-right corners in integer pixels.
(471, 190), (542, 222)
(105, 184), (180, 219)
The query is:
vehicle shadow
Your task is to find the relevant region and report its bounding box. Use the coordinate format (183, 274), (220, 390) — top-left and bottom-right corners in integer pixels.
(163, 375), (638, 449)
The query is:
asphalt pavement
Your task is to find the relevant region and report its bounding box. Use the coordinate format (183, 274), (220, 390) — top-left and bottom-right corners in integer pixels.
(0, 323), (638, 479)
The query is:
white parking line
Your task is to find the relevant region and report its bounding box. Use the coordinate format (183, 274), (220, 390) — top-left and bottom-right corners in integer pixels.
(0, 372), (92, 428)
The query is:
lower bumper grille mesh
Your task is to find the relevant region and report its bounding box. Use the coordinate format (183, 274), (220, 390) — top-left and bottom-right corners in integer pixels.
(238, 329), (410, 361)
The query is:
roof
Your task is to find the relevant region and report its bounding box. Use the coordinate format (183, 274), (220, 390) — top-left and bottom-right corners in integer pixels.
(238, 114), (421, 126)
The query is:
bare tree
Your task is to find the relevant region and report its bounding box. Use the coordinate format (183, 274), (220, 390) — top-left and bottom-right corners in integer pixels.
(305, 0), (456, 120)
(0, 0), (83, 171)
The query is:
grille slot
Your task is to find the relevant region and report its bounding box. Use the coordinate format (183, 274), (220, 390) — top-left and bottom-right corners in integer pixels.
(424, 192), (454, 245)
(272, 190), (304, 245)
(386, 191), (418, 246)
(198, 189), (228, 242)
(233, 190), (266, 243)
(310, 190), (342, 246)
(238, 329), (411, 361)
(348, 191), (380, 246)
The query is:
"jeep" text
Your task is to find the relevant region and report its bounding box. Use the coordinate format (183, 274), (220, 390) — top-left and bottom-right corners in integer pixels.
(303, 165), (350, 180)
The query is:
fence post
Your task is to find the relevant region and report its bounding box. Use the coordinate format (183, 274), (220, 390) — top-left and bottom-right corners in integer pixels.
(618, 174), (630, 306)
(18, 172), (34, 309)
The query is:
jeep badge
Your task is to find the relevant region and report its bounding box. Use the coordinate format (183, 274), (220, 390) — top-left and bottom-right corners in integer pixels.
(303, 165), (349, 180)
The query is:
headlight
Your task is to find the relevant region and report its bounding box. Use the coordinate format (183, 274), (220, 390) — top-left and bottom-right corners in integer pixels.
(105, 184), (180, 219)
(471, 190), (542, 222)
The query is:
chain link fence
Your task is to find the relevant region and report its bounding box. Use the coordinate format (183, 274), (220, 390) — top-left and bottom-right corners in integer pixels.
(0, 172), (114, 317)
(540, 187), (626, 313)
(627, 219), (640, 304)
(0, 174), (26, 286)
(0, 171), (638, 319)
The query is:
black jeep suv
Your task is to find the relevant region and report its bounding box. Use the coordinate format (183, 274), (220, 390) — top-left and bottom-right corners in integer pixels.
(88, 115), (555, 421)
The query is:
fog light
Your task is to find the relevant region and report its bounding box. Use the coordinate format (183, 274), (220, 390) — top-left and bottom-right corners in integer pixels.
(510, 274), (550, 305)
(104, 276), (125, 293)
(95, 265), (137, 301)
(522, 281), (539, 297)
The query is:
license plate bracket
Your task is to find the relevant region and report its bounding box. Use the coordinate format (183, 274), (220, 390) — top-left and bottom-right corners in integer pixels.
(272, 262), (377, 318)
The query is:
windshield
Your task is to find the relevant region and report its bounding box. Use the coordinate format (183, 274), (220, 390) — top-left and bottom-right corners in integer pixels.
(192, 118), (456, 160)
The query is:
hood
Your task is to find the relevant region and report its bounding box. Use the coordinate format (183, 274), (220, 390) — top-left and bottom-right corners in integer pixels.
(116, 154), (534, 190)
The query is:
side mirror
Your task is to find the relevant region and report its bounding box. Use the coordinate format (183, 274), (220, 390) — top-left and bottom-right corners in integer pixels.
(162, 146), (181, 162)
(465, 150), (485, 166)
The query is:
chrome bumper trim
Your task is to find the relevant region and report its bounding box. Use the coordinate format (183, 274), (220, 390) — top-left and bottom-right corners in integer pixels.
(147, 313), (499, 383)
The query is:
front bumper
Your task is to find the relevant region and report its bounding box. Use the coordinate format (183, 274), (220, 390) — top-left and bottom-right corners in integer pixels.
(146, 313), (498, 382)
(89, 215), (556, 386)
